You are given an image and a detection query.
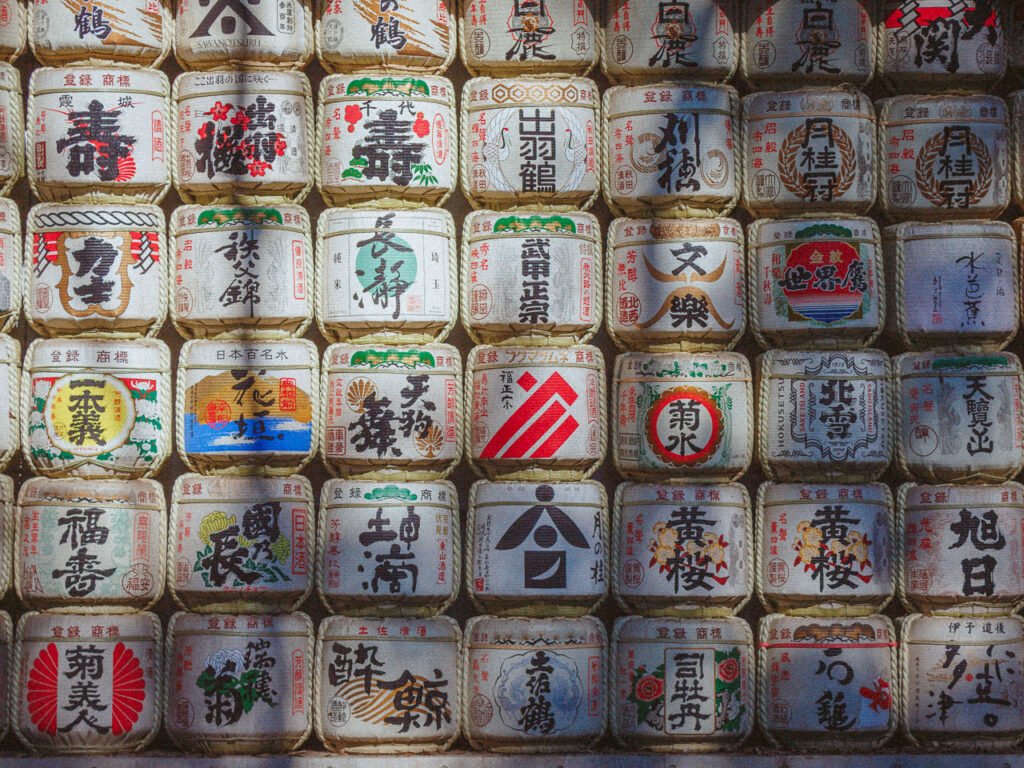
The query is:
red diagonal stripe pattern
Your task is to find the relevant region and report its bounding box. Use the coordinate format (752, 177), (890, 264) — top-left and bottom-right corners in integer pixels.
(481, 372), (580, 459)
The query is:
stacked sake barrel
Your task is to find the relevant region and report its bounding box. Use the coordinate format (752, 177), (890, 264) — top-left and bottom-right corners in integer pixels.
(310, 4), (464, 756)
(456, 4), (611, 753)
(876, 2), (1024, 751)
(7, 0), (173, 755)
(160, 0), (319, 756)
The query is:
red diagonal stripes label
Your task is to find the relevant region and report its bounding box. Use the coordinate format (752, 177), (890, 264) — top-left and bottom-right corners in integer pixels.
(481, 372), (580, 459)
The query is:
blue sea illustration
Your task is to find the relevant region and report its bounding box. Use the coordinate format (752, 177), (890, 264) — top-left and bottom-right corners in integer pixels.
(184, 413), (312, 453)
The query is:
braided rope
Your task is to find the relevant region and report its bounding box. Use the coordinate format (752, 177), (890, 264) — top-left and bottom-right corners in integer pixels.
(0, 198), (20, 336)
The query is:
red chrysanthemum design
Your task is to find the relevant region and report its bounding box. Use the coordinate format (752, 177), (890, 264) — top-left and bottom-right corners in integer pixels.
(110, 642), (146, 736)
(27, 643), (59, 736)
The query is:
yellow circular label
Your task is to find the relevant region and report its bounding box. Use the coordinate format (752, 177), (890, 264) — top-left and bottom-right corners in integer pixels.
(44, 373), (135, 456)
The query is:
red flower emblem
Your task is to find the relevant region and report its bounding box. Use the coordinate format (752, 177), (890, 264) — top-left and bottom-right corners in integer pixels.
(247, 160), (269, 177)
(231, 109), (251, 130)
(197, 122), (210, 139)
(717, 657), (740, 683)
(206, 101), (231, 121)
(274, 133), (287, 157)
(412, 111), (430, 138)
(344, 104), (363, 133)
(634, 674), (664, 702)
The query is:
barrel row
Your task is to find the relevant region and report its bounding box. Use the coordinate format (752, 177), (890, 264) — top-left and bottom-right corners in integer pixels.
(2, 0), (1024, 87)
(3, 69), (1024, 219)
(3, 472), (1023, 618)
(0, 610), (1017, 754)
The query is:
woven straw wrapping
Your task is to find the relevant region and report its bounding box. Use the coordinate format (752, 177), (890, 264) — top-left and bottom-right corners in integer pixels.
(896, 481), (1024, 617)
(317, 207), (457, 344)
(163, 611), (313, 754)
(883, 219), (1019, 352)
(755, 349), (893, 482)
(176, 338), (320, 476)
(12, 611), (163, 754)
(172, 71), (314, 205)
(0, 198), (21, 335)
(25, 203), (169, 338)
(465, 479), (608, 617)
(606, 216), (745, 352)
(461, 614), (606, 752)
(175, 0), (312, 70)
(317, 73), (457, 208)
(315, 478), (461, 617)
(168, 473), (314, 613)
(314, 615), (462, 753)
(14, 477), (166, 613)
(754, 481), (895, 617)
(465, 344), (606, 481)
(602, 81), (741, 218)
(316, 0), (455, 74)
(758, 613), (899, 750)
(170, 204), (313, 339)
(611, 480), (753, 617)
(27, 67), (172, 204)
(747, 214), (884, 350)
(610, 614), (754, 751)
(462, 209), (602, 346)
(29, 0), (172, 66)
(600, 0), (738, 85)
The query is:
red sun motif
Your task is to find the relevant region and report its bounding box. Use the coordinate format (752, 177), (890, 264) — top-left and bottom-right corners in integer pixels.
(26, 642), (146, 737)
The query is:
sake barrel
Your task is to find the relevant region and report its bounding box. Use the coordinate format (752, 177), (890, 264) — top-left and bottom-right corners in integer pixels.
(0, 197), (19, 334)
(748, 215), (882, 349)
(759, 614), (897, 750)
(878, 94), (1009, 221)
(317, 207), (457, 344)
(604, 82), (738, 218)
(467, 344), (604, 481)
(756, 349), (892, 482)
(462, 77), (599, 211)
(611, 615), (753, 751)
(164, 612), (313, 754)
(883, 220), (1017, 351)
(880, 0), (1006, 88)
(613, 351), (753, 481)
(606, 216), (744, 352)
(315, 615), (461, 752)
(741, 88), (876, 216)
(460, 0), (597, 75)
(177, 338), (319, 475)
(174, 71), (314, 204)
(23, 338), (170, 479)
(464, 210), (601, 346)
(756, 482), (894, 616)
(901, 613), (1024, 750)
(29, 0), (170, 65)
(170, 474), (313, 614)
(317, 479), (458, 616)
(171, 204), (313, 339)
(26, 203), (167, 337)
(899, 482), (1024, 616)
(0, 0), (24, 61)
(13, 611), (161, 753)
(894, 351), (1024, 483)
(317, 0), (454, 74)
(0, 66), (21, 198)
(463, 615), (607, 752)
(468, 480), (607, 616)
(175, 0), (311, 70)
(613, 481), (751, 617)
(318, 74), (456, 207)
(322, 343), (461, 479)
(28, 67), (169, 203)
(741, 0), (874, 86)
(602, 0), (738, 84)
(16, 478), (165, 612)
